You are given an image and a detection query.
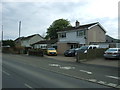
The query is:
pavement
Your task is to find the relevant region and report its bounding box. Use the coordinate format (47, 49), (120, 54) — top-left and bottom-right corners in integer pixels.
(44, 55), (119, 67)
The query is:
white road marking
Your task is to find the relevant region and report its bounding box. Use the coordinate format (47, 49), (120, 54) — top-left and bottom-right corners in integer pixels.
(88, 79), (97, 82)
(107, 83), (117, 87)
(116, 85), (120, 88)
(24, 83), (32, 88)
(60, 66), (75, 70)
(2, 71), (10, 76)
(79, 70), (92, 75)
(49, 64), (60, 67)
(106, 75), (120, 80)
(97, 81), (106, 84)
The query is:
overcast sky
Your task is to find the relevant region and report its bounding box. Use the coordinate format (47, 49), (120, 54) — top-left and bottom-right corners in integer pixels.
(1, 0), (119, 40)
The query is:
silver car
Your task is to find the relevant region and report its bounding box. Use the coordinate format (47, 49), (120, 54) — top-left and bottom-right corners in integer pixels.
(104, 48), (120, 59)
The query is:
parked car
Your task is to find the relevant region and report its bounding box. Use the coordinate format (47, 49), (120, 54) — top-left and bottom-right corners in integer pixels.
(64, 49), (76, 57)
(104, 48), (120, 59)
(47, 48), (57, 56)
(75, 45), (99, 55)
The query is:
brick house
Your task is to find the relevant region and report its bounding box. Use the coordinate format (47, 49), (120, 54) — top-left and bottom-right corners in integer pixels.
(57, 21), (106, 54)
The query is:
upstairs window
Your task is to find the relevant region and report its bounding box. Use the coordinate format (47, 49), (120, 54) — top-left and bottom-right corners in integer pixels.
(76, 30), (85, 37)
(59, 33), (66, 38)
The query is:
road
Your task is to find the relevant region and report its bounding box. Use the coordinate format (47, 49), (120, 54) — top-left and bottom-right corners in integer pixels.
(2, 53), (120, 89)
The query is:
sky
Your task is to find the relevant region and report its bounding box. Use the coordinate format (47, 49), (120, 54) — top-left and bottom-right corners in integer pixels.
(1, 0), (119, 40)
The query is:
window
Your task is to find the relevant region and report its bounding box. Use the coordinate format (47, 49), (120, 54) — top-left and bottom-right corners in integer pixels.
(76, 30), (85, 36)
(118, 49), (120, 51)
(93, 47), (96, 49)
(41, 46), (43, 48)
(48, 48), (55, 50)
(89, 47), (92, 49)
(59, 33), (66, 38)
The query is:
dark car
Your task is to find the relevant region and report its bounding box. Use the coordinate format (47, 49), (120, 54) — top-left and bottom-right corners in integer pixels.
(64, 49), (76, 57)
(104, 48), (120, 59)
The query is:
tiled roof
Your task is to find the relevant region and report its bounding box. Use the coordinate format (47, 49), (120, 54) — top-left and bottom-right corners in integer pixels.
(14, 37), (24, 41)
(32, 39), (58, 45)
(57, 22), (106, 32)
(15, 34), (43, 41)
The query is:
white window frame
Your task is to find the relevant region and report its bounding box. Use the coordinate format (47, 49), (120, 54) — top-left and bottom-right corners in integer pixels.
(59, 33), (66, 38)
(76, 30), (85, 37)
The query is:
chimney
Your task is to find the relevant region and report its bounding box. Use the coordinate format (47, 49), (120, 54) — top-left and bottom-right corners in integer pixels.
(75, 20), (80, 27)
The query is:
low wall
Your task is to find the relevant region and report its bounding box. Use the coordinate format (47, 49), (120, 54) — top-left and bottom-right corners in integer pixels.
(76, 48), (108, 62)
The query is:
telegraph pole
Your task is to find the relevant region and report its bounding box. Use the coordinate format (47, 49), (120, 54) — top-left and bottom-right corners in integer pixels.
(19, 21), (21, 38)
(2, 25), (3, 41)
(1, 25), (3, 48)
(18, 21), (22, 54)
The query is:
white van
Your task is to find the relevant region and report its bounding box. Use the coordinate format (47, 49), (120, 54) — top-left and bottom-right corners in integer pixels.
(75, 45), (99, 55)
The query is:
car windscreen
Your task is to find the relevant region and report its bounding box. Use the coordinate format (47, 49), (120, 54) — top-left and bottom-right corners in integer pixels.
(48, 48), (55, 50)
(69, 49), (75, 52)
(106, 48), (118, 52)
(80, 46), (88, 50)
(75, 48), (80, 50)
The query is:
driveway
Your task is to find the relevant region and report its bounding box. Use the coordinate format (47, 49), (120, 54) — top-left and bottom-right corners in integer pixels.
(45, 55), (119, 67)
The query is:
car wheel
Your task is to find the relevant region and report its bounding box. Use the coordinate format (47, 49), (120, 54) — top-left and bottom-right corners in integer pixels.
(75, 52), (77, 56)
(118, 56), (120, 60)
(104, 58), (108, 60)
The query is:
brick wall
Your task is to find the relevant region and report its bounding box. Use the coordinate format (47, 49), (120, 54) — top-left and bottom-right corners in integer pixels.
(57, 42), (70, 54)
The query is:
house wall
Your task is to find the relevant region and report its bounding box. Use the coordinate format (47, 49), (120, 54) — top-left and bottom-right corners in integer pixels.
(58, 30), (85, 44)
(21, 40), (30, 47)
(21, 35), (44, 47)
(33, 43), (56, 49)
(57, 42), (70, 54)
(87, 25), (106, 44)
(34, 44), (47, 49)
(106, 35), (118, 43)
(30, 35), (44, 45)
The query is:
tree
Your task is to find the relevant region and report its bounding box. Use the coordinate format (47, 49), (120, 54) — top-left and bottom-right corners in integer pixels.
(2, 40), (15, 47)
(46, 19), (72, 39)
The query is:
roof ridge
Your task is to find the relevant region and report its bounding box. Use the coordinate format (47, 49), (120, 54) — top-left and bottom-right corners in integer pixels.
(58, 22), (99, 32)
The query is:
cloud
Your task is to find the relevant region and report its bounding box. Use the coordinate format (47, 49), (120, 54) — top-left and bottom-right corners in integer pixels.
(3, 0), (86, 3)
(2, 0), (119, 40)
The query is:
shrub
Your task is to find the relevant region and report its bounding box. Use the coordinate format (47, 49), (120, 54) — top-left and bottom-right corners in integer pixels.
(76, 48), (108, 62)
(28, 49), (44, 57)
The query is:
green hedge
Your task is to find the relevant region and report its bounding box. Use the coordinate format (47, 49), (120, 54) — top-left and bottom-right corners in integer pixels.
(76, 48), (108, 62)
(28, 49), (44, 57)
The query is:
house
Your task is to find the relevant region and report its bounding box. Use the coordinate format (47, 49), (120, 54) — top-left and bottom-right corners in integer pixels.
(15, 34), (44, 48)
(32, 39), (58, 49)
(106, 35), (118, 43)
(90, 35), (120, 48)
(57, 21), (106, 54)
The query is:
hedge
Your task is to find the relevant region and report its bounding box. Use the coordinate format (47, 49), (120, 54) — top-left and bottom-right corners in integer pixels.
(28, 49), (44, 57)
(76, 48), (108, 62)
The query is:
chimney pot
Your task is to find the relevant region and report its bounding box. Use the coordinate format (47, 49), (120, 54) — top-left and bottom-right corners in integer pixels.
(75, 20), (80, 27)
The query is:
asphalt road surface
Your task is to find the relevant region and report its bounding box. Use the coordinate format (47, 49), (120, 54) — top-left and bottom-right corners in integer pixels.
(2, 53), (120, 89)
